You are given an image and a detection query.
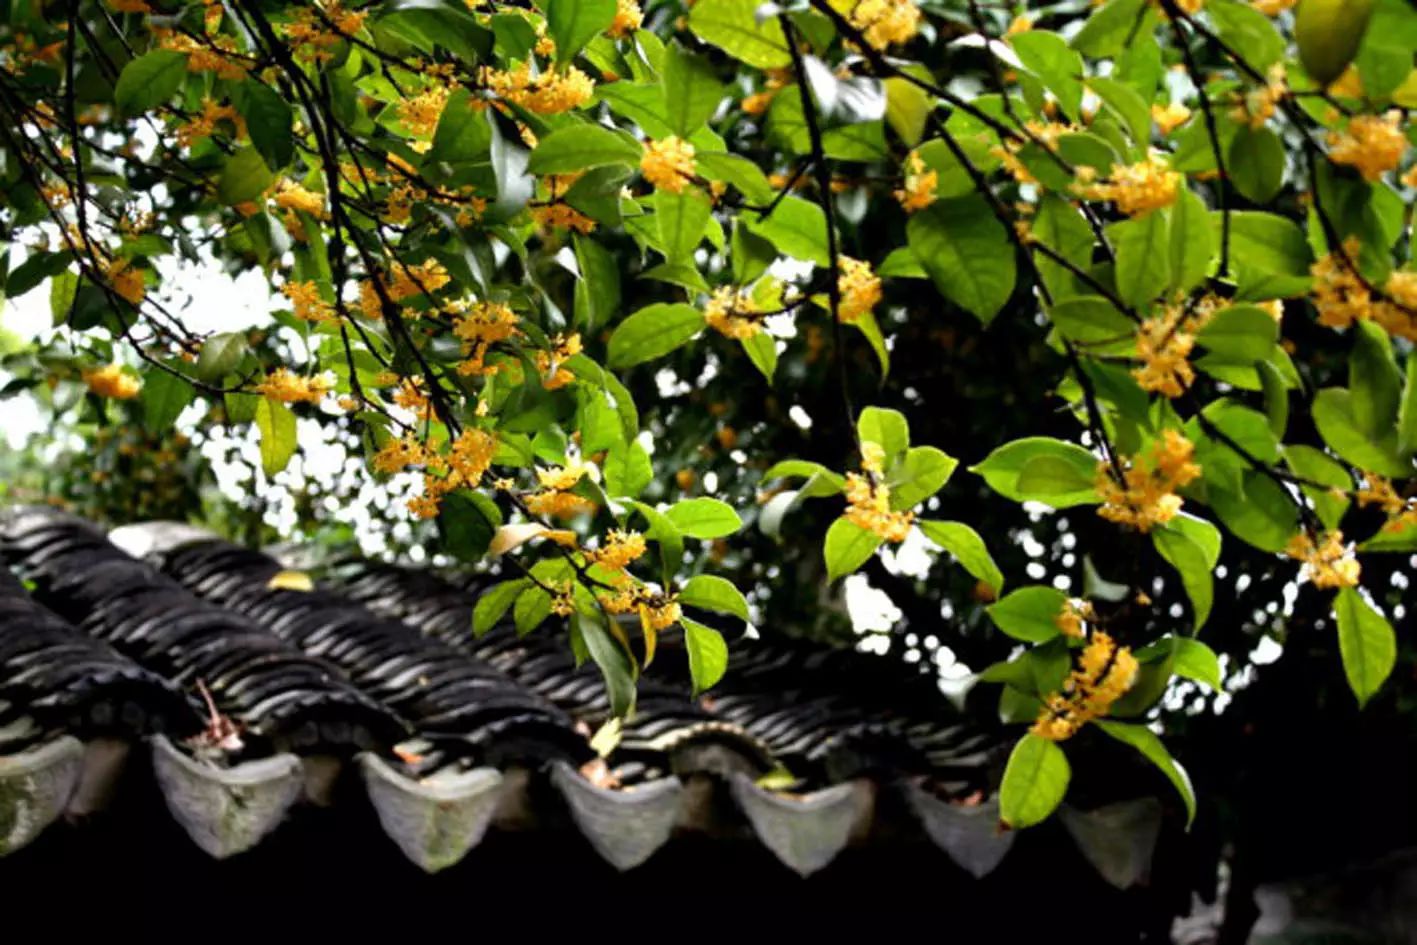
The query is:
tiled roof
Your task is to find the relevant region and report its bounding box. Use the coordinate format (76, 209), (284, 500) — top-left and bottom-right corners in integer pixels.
(0, 506), (1168, 884)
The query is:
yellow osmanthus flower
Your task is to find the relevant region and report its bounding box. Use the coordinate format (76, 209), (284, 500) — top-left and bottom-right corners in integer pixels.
(1005, 15), (1033, 35)
(893, 150), (937, 212)
(641, 597), (682, 631)
(453, 300), (520, 376)
(1032, 631), (1139, 741)
(1230, 63), (1286, 129)
(837, 257), (882, 324)
(253, 368), (334, 404)
(1328, 111), (1409, 182)
(1132, 300), (1212, 398)
(1075, 153), (1181, 216)
(844, 442), (912, 542)
(158, 32), (250, 81)
(1327, 65), (1364, 99)
(535, 332), (581, 389)
(848, 0), (922, 50)
(392, 378), (434, 421)
(372, 433), (428, 475)
(1310, 238), (1370, 330)
(1096, 430), (1202, 533)
(479, 63), (595, 115)
(281, 280), (335, 323)
(1285, 530), (1360, 588)
(640, 136), (697, 194)
(1055, 598), (1095, 639)
(530, 203), (598, 233)
(527, 461), (596, 519)
(388, 258), (451, 300)
(608, 0), (644, 38)
(586, 529), (647, 571)
(703, 286), (763, 340)
(83, 364), (141, 400)
(1250, 0), (1295, 14)
(105, 257), (146, 305)
(1355, 472), (1417, 533)
(1151, 102), (1191, 135)
(397, 85), (450, 147)
(177, 98), (246, 148)
(273, 179), (329, 219)
(286, 1), (367, 62)
(742, 70), (790, 116)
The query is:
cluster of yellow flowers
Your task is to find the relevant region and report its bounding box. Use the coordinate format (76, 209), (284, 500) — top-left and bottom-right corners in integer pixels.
(252, 368), (334, 404)
(1151, 102), (1192, 135)
(374, 428), (499, 519)
(1327, 112), (1409, 182)
(1285, 530), (1360, 589)
(1032, 631), (1139, 741)
(608, 0), (644, 38)
(534, 332), (581, 390)
(1075, 154), (1181, 217)
(530, 202), (599, 233)
(392, 378), (434, 421)
(703, 286), (763, 340)
(991, 120), (1074, 187)
(1311, 240), (1417, 340)
(1230, 63), (1286, 129)
(157, 31), (249, 81)
(837, 257), (882, 324)
(397, 86), (450, 149)
(479, 63), (595, 115)
(285, 1), (367, 63)
(273, 179), (328, 219)
(1355, 473), (1417, 535)
(1096, 430), (1202, 532)
(742, 70), (790, 116)
(1250, 0), (1295, 15)
(1055, 598), (1095, 639)
(585, 529), (648, 572)
(844, 441), (913, 542)
(104, 257), (147, 305)
(176, 98), (245, 148)
(355, 258), (452, 319)
(82, 363), (141, 400)
(526, 462), (596, 519)
(452, 300), (521, 376)
(640, 136), (697, 194)
(281, 280), (336, 323)
(893, 151), (937, 212)
(848, 0), (922, 50)
(1132, 299), (1215, 398)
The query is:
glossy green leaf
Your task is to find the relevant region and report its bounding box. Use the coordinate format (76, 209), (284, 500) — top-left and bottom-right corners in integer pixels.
(664, 497), (742, 538)
(1334, 587), (1397, 708)
(919, 520), (1004, 593)
(1000, 733), (1071, 829)
(606, 303), (705, 368)
(113, 50), (186, 117)
(528, 125), (642, 175)
(681, 616), (730, 695)
(986, 586), (1068, 643)
(681, 574), (749, 621)
(824, 517), (884, 582)
(254, 398), (297, 477)
(1095, 721), (1196, 827)
(907, 197), (1017, 324)
(972, 437), (1102, 508)
(687, 0), (791, 68)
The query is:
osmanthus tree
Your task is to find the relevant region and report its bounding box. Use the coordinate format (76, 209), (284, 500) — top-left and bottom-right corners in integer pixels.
(0, 0), (1414, 833)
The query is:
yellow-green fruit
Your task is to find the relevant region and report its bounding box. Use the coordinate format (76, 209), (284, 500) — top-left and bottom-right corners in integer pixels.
(1295, 0), (1376, 86)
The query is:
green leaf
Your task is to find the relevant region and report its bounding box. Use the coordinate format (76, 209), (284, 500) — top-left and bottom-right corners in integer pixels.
(1195, 305), (1280, 361)
(664, 497), (742, 538)
(473, 579), (530, 637)
(1088, 76), (1150, 147)
(857, 406), (910, 461)
(628, 500), (685, 578)
(745, 196), (828, 266)
(762, 459), (846, 491)
(1011, 31), (1085, 122)
(1312, 388), (1410, 477)
(696, 152), (775, 204)
(884, 71), (931, 146)
(1207, 473), (1299, 553)
(141, 368), (194, 435)
(824, 517), (884, 582)
(680, 574), (749, 621)
(999, 734), (1071, 829)
(1095, 721), (1197, 827)
(1072, 0), (1149, 57)
(1032, 195), (1094, 301)
(49, 270), (78, 326)
(987, 586), (1068, 643)
(217, 148), (276, 206)
(606, 303), (705, 368)
(438, 491), (502, 561)
(1334, 587), (1397, 708)
(577, 613), (637, 716)
(572, 232), (621, 335)
(687, 0), (791, 69)
(514, 585), (553, 637)
(907, 197), (1017, 324)
(1110, 211), (1171, 308)
(113, 50), (187, 117)
(972, 437), (1102, 509)
(527, 125), (642, 175)
(534, 0), (616, 65)
(1227, 125), (1284, 204)
(1258, 360), (1289, 439)
(681, 616), (730, 695)
(741, 331), (777, 382)
(655, 189), (712, 263)
(1173, 638), (1223, 691)
(1350, 321), (1402, 440)
(1048, 296), (1134, 349)
(254, 398), (297, 477)
(234, 81), (294, 171)
(1016, 454), (1098, 498)
(1208, 0), (1286, 71)
(1169, 187), (1215, 295)
(1222, 212), (1314, 299)
(604, 440), (653, 497)
(918, 520), (1004, 593)
(1284, 444), (1352, 531)
(890, 446), (959, 509)
(662, 42), (724, 136)
(195, 332), (248, 383)
(1153, 525), (1214, 630)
